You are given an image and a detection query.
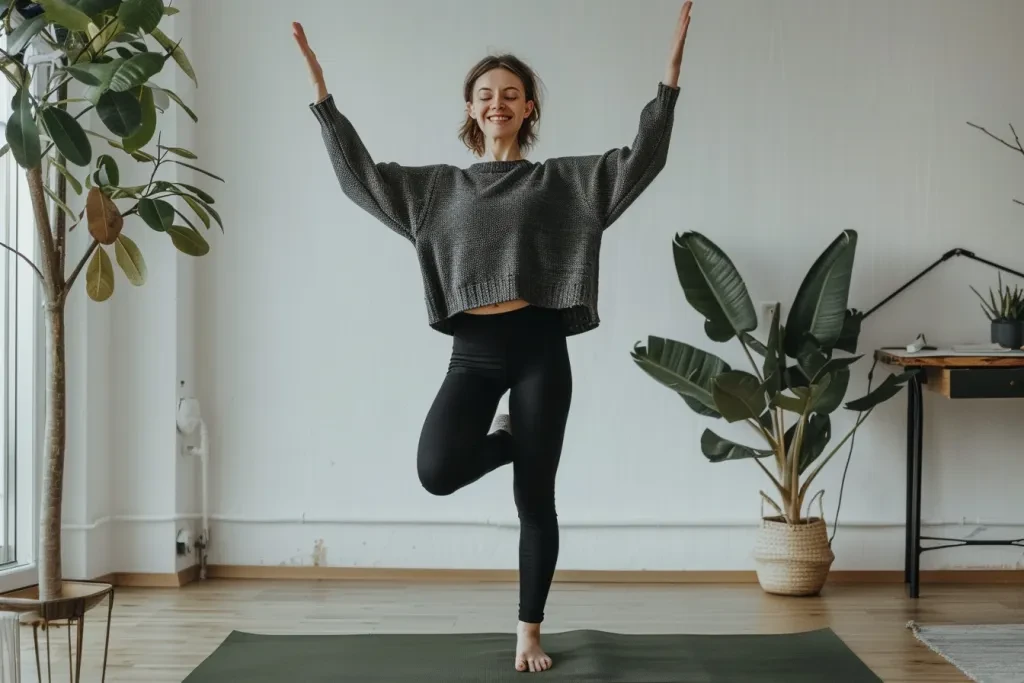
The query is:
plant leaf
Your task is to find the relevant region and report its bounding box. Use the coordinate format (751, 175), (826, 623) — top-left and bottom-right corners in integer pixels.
(122, 85), (156, 152)
(94, 153), (119, 186)
(157, 145), (196, 160)
(96, 89), (142, 137)
(783, 414), (832, 474)
(151, 27), (196, 85)
(835, 309), (864, 353)
(85, 246), (114, 301)
(50, 157), (83, 194)
(169, 159), (224, 182)
(138, 197), (174, 231)
(163, 5), (179, 14)
(153, 86), (196, 121)
(86, 186), (123, 244)
(810, 354), (862, 384)
(712, 370), (766, 423)
(42, 183), (76, 219)
(109, 52), (165, 92)
(812, 367), (850, 414)
(672, 231), (757, 343)
(175, 182), (214, 204)
(700, 429), (773, 463)
(38, 0), (95, 32)
(64, 59), (122, 88)
(844, 370), (917, 412)
(69, 0), (122, 18)
(167, 225), (209, 256)
(181, 194), (210, 229)
(631, 337), (731, 417)
(39, 106), (92, 166)
(114, 234), (146, 285)
(5, 89), (41, 169)
(7, 14), (47, 54)
(771, 391), (806, 414)
(784, 230), (858, 357)
(117, 0), (163, 34)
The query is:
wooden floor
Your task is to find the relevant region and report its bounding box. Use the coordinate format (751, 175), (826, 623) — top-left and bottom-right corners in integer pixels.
(14, 578), (1022, 681)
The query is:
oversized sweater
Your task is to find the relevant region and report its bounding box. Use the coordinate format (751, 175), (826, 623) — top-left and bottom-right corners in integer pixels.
(310, 82), (679, 336)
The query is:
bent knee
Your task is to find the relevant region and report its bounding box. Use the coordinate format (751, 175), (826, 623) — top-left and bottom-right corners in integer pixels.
(417, 460), (458, 496)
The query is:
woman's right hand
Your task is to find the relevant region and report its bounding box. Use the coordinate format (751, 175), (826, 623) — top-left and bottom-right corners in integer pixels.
(293, 22), (328, 102)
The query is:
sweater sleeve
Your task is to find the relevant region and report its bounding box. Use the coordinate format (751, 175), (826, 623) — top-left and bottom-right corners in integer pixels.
(549, 83), (679, 230)
(310, 95), (439, 243)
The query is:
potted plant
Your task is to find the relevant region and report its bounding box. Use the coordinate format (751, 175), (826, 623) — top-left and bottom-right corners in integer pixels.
(971, 275), (1024, 349)
(631, 230), (915, 596)
(0, 0), (217, 671)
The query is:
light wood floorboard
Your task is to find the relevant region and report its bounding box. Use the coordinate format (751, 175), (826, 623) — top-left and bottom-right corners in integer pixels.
(15, 579), (1023, 681)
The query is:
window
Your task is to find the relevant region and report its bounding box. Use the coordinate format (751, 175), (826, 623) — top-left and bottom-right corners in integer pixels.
(0, 30), (41, 593)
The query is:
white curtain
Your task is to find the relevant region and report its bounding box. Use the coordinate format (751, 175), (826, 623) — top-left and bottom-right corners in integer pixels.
(0, 612), (19, 683)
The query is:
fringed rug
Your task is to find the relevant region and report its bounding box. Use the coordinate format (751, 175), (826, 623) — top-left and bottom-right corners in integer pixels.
(908, 621), (1024, 683)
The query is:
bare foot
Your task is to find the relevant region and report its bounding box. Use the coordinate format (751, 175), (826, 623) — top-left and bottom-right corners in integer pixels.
(515, 621), (552, 673)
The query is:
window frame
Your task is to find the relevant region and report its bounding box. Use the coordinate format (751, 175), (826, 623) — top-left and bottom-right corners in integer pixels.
(0, 28), (44, 595)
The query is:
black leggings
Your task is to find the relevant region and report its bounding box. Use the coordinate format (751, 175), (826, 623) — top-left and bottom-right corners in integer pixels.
(417, 305), (572, 624)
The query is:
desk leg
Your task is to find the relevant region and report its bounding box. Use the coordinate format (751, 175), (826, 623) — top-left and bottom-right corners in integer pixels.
(905, 373), (924, 598)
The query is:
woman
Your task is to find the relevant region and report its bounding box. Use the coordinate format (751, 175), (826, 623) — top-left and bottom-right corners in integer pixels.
(294, 3), (691, 672)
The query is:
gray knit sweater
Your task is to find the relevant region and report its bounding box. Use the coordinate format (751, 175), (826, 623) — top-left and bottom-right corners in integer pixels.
(310, 82), (679, 336)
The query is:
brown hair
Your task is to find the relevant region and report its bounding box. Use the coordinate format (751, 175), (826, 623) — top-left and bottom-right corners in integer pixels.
(459, 54), (542, 157)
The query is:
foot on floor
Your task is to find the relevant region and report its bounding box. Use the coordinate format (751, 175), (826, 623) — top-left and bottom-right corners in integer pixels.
(515, 621), (552, 673)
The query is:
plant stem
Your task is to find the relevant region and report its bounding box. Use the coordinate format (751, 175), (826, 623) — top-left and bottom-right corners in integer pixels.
(65, 240), (98, 295)
(0, 240), (44, 282)
(26, 164), (65, 599)
(38, 303), (66, 601)
(740, 339), (764, 384)
(54, 77), (69, 279)
(798, 408), (874, 502)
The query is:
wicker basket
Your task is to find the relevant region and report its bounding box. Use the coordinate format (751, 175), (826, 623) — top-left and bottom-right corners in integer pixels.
(753, 513), (835, 597)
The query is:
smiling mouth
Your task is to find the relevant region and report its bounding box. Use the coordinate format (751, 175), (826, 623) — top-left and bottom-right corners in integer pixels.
(488, 115), (511, 123)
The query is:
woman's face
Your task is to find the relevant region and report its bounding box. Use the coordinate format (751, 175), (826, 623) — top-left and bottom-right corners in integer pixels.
(466, 67), (534, 143)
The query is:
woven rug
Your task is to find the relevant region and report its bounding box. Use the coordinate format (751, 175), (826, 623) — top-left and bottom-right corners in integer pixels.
(908, 621), (1024, 683)
(183, 627), (882, 682)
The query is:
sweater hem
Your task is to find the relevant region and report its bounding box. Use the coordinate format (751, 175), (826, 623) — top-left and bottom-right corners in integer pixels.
(425, 276), (600, 337)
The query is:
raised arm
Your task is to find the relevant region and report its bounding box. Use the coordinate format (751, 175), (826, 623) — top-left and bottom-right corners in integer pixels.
(295, 23), (439, 243)
(549, 2), (691, 229)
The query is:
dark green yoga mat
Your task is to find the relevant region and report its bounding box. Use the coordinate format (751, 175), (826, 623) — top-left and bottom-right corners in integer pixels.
(184, 627), (882, 682)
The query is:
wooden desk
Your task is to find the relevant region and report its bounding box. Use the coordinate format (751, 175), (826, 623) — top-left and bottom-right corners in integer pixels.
(875, 348), (1024, 598)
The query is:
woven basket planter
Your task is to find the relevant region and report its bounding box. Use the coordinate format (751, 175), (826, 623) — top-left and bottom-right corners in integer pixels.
(753, 515), (835, 596)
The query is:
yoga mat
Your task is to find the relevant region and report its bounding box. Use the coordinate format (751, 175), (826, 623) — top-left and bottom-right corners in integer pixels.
(184, 627), (882, 682)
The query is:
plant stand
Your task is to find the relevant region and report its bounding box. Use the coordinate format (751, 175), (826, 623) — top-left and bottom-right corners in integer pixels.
(0, 580), (114, 683)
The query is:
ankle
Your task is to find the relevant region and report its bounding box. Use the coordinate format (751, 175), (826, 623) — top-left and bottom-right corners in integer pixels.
(518, 620), (541, 635)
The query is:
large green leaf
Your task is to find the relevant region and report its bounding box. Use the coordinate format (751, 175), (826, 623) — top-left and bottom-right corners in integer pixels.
(700, 429), (772, 463)
(835, 309), (864, 353)
(673, 231), (758, 342)
(712, 370), (766, 423)
(812, 367), (850, 414)
(94, 153), (119, 186)
(117, 0), (163, 33)
(138, 197), (174, 231)
(809, 354), (862, 384)
(38, 0), (94, 32)
(69, 0), (121, 17)
(109, 52), (166, 92)
(122, 85), (156, 152)
(114, 234), (146, 285)
(151, 27), (196, 86)
(7, 14), (47, 54)
(151, 86), (196, 122)
(844, 370), (917, 412)
(784, 230), (858, 357)
(96, 89), (142, 137)
(85, 246), (114, 301)
(762, 304), (785, 392)
(631, 337), (730, 417)
(5, 90), (40, 169)
(167, 225), (209, 256)
(40, 106), (92, 166)
(64, 59), (122, 88)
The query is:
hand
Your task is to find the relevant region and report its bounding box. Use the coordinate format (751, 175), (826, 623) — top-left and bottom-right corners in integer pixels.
(663, 1), (691, 88)
(293, 22), (328, 102)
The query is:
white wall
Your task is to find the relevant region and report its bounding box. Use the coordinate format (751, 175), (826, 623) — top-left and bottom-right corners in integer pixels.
(66, 0), (1024, 576)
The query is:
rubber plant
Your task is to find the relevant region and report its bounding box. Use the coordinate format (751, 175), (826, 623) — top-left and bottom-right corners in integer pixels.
(631, 230), (916, 525)
(0, 0), (219, 608)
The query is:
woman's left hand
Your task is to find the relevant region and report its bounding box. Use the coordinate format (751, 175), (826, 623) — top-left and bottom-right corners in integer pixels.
(664, 1), (692, 87)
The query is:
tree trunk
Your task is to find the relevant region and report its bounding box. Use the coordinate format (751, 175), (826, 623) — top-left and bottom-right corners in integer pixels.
(37, 304), (66, 601)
